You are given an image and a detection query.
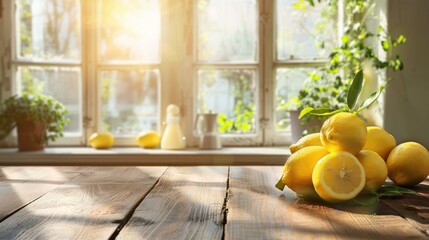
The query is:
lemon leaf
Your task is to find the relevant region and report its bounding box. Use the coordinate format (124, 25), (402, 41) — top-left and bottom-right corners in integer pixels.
(275, 177), (285, 191)
(352, 194), (379, 206)
(298, 107), (314, 119)
(377, 185), (417, 196)
(300, 108), (345, 119)
(310, 109), (344, 116)
(356, 86), (385, 112)
(347, 70), (364, 110)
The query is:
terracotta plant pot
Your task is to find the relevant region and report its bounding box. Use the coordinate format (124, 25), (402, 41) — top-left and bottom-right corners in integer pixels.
(17, 120), (46, 151)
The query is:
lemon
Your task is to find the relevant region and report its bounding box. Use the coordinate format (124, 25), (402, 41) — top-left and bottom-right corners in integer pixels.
(282, 146), (329, 198)
(386, 142), (429, 187)
(312, 151), (366, 202)
(136, 130), (161, 148)
(290, 133), (322, 154)
(89, 132), (114, 149)
(357, 150), (388, 193)
(363, 127), (396, 160)
(320, 112), (367, 155)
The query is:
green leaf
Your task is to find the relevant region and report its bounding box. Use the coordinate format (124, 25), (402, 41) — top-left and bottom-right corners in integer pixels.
(356, 86), (385, 112)
(382, 40), (390, 51)
(397, 35), (407, 44)
(298, 107), (314, 119)
(275, 177), (285, 191)
(347, 70), (364, 110)
(310, 108), (344, 116)
(352, 194), (379, 206)
(341, 35), (349, 44)
(378, 185), (417, 195)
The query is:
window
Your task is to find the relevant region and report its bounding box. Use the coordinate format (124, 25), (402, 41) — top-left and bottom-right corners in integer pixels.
(195, 0), (259, 145)
(0, 0), (338, 147)
(273, 0), (338, 144)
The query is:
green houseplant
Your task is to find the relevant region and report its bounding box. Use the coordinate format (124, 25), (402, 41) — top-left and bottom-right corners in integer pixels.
(0, 93), (70, 151)
(283, 0), (406, 141)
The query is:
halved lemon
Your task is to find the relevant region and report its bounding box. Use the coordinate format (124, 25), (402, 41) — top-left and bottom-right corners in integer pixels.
(312, 151), (366, 202)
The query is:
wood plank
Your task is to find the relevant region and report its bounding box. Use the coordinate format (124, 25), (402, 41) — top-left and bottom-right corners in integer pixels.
(0, 167), (166, 240)
(225, 166), (427, 240)
(116, 167), (228, 240)
(382, 178), (429, 237)
(226, 166), (338, 240)
(0, 167), (85, 221)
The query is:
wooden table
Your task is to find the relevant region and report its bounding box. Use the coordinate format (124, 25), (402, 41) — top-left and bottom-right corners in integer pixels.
(0, 166), (428, 239)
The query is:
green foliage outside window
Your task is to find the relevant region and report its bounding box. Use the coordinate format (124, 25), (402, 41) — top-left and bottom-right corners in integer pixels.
(278, 0), (406, 128)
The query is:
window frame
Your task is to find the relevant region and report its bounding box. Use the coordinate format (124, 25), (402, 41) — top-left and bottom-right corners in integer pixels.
(9, 0), (85, 146)
(1, 0), (341, 148)
(268, 0), (342, 146)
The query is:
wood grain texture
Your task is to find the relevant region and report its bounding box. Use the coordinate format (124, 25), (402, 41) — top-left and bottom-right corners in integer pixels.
(226, 166), (338, 240)
(0, 167), (166, 240)
(225, 166), (427, 240)
(0, 167), (85, 220)
(116, 167), (228, 240)
(382, 179), (429, 237)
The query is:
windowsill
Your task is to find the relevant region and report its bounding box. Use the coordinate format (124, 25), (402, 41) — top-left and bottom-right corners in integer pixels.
(0, 147), (290, 166)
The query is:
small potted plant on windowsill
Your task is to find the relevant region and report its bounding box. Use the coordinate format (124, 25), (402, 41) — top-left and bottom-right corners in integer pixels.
(0, 93), (70, 151)
(279, 70), (348, 143)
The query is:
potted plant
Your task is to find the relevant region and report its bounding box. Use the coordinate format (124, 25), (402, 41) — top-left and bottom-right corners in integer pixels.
(0, 93), (70, 151)
(284, 0), (406, 142)
(281, 71), (348, 143)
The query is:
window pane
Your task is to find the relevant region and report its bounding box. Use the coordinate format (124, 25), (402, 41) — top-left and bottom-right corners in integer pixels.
(17, 0), (81, 60)
(276, 0), (337, 60)
(275, 68), (313, 131)
(196, 0), (258, 63)
(99, 0), (160, 63)
(100, 70), (159, 135)
(16, 66), (82, 133)
(197, 69), (257, 134)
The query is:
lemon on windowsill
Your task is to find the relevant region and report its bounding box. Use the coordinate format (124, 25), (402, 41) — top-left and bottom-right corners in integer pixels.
(89, 132), (115, 149)
(136, 130), (161, 149)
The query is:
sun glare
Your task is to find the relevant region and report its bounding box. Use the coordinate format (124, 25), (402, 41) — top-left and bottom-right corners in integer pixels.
(101, 0), (161, 62)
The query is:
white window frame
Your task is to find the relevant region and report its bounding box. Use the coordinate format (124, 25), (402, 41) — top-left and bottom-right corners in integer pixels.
(0, 0), (341, 148)
(267, 0), (342, 146)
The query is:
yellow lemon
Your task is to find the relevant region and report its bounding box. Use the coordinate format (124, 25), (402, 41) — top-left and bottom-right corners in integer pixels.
(320, 112), (367, 155)
(357, 150), (388, 193)
(363, 127), (396, 160)
(282, 146), (329, 198)
(136, 130), (161, 148)
(312, 151), (366, 202)
(89, 132), (114, 149)
(290, 133), (322, 154)
(386, 142), (429, 187)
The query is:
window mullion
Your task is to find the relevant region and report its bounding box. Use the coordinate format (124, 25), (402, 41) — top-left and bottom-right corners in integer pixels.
(261, 0), (274, 146)
(82, 0), (97, 145)
(158, 0), (193, 146)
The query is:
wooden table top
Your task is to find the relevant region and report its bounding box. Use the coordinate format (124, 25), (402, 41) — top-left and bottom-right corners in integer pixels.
(0, 166), (428, 239)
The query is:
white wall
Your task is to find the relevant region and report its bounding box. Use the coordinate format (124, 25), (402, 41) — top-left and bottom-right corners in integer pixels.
(385, 0), (429, 148)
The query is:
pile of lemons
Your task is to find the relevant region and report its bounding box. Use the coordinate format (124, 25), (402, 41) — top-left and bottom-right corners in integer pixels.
(281, 112), (429, 202)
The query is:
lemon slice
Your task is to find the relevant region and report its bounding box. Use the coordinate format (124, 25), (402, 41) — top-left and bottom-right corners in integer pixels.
(312, 151), (365, 202)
